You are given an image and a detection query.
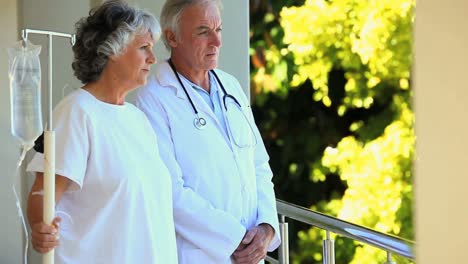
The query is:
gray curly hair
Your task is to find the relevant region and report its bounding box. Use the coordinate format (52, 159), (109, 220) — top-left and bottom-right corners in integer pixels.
(160, 0), (222, 50)
(72, 0), (160, 84)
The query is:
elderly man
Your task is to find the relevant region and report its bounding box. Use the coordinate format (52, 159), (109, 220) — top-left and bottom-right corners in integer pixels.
(135, 0), (280, 263)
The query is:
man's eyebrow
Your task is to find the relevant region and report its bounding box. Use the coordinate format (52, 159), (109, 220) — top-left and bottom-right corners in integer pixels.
(195, 25), (211, 31)
(195, 23), (222, 30)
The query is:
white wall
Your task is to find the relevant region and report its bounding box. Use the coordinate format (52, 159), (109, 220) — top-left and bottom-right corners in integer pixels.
(414, 0), (468, 263)
(218, 0), (250, 97)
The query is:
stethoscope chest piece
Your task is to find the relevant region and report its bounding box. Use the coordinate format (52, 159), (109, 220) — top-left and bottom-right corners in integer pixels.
(194, 117), (207, 130)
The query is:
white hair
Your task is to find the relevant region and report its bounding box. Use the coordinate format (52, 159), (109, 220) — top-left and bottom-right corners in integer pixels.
(160, 0), (223, 50)
(72, 0), (161, 83)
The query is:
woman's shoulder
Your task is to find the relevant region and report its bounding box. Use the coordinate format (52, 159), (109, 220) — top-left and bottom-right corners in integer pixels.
(53, 88), (96, 116)
(55, 88), (81, 106)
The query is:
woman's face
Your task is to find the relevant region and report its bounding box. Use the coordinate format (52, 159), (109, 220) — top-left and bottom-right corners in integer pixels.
(109, 31), (156, 89)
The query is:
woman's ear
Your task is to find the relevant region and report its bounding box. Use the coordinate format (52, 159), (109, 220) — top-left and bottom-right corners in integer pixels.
(108, 55), (117, 62)
(108, 47), (126, 62)
(165, 29), (178, 48)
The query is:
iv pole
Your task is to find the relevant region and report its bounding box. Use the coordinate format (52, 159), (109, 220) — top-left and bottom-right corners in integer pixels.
(21, 28), (75, 264)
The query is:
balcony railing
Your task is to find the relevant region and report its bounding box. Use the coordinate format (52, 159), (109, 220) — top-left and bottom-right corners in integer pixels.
(266, 199), (415, 264)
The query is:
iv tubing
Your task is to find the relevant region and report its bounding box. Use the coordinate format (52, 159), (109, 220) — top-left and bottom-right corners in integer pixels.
(15, 144), (33, 264)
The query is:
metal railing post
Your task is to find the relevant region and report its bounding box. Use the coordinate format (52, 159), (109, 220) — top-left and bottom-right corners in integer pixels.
(384, 251), (396, 264)
(268, 200), (414, 263)
(278, 215), (289, 264)
(322, 231), (335, 264)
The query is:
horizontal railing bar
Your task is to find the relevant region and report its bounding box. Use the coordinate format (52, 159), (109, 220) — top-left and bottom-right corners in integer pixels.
(276, 199), (414, 260)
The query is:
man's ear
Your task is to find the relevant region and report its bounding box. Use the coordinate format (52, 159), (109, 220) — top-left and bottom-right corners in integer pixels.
(165, 29), (178, 48)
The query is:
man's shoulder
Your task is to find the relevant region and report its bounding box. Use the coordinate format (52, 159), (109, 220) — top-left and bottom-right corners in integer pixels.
(137, 77), (173, 104)
(134, 71), (177, 111)
(212, 69), (248, 103)
(139, 62), (176, 94)
(212, 68), (239, 83)
(138, 74), (162, 94)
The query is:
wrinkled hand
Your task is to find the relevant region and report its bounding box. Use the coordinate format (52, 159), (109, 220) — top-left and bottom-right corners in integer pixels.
(232, 224), (274, 264)
(31, 217), (61, 254)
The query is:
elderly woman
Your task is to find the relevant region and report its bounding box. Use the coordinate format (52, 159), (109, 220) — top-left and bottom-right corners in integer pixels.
(26, 1), (178, 263)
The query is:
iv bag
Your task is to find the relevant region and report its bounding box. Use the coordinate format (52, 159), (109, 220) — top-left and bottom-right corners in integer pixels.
(8, 40), (43, 148)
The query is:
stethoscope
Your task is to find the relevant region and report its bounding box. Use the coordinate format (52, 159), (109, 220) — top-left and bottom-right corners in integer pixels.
(168, 59), (241, 130)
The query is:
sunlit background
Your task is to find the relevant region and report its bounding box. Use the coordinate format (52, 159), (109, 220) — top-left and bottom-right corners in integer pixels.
(249, 0), (414, 263)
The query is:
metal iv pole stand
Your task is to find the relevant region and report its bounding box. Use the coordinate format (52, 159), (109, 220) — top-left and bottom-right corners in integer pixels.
(21, 28), (75, 264)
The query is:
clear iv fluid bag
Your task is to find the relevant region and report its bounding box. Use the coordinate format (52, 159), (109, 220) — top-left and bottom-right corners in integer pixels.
(8, 40), (43, 146)
(11, 77), (42, 144)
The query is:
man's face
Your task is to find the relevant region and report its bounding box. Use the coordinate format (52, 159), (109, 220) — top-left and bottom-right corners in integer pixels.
(171, 2), (222, 71)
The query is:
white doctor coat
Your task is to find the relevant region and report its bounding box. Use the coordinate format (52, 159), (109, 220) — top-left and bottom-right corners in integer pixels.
(135, 61), (280, 263)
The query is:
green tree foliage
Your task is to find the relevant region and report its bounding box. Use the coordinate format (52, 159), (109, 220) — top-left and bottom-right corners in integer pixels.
(249, 0), (414, 263)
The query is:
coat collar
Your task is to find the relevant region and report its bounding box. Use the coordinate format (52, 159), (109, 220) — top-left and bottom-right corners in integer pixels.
(154, 61), (237, 149)
(154, 60), (227, 99)
(154, 60), (185, 99)
(154, 60), (222, 125)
